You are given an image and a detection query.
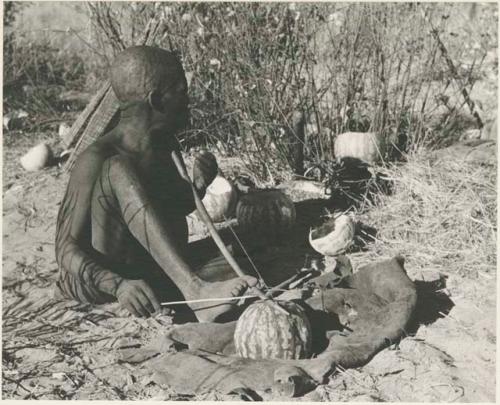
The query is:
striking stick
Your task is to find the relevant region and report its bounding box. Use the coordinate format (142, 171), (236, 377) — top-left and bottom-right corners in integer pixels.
(160, 295), (259, 306)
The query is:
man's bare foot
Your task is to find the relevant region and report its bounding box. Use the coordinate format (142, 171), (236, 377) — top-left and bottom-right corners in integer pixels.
(189, 276), (257, 322)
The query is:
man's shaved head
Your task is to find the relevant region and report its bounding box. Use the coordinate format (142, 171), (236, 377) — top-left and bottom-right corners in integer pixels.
(110, 46), (185, 104)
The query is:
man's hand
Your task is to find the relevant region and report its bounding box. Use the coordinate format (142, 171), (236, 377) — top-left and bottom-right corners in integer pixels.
(192, 151), (217, 194)
(116, 279), (161, 317)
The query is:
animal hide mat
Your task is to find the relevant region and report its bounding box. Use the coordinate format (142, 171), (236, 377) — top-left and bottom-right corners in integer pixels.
(128, 256), (417, 398)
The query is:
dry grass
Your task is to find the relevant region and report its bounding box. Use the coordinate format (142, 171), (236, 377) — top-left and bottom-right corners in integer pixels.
(353, 149), (496, 279)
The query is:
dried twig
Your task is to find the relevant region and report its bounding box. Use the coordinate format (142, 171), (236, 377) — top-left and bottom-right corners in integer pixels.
(420, 6), (483, 128)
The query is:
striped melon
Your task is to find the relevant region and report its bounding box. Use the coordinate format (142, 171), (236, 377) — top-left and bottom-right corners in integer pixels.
(234, 300), (312, 360)
(236, 190), (296, 240)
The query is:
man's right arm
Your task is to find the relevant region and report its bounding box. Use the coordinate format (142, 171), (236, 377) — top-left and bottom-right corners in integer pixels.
(55, 149), (161, 316)
(56, 225), (160, 317)
(55, 146), (126, 303)
(55, 181), (125, 303)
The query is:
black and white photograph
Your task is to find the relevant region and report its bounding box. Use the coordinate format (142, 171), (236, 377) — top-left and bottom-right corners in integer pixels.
(2, 1), (497, 401)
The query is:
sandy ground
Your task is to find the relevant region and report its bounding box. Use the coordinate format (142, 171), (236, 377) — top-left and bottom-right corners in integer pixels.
(2, 132), (496, 401)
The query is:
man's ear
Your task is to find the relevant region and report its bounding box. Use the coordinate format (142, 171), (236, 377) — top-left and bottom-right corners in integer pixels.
(147, 90), (162, 111)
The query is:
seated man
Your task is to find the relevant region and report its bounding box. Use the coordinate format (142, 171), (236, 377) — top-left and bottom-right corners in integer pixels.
(55, 46), (256, 322)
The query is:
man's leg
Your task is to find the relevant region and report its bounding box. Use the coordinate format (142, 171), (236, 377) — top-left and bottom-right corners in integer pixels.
(186, 235), (260, 282)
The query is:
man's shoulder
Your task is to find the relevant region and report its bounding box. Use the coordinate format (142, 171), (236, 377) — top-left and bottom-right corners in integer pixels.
(71, 141), (116, 181)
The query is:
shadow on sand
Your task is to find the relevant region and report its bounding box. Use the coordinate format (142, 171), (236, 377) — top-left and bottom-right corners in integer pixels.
(407, 275), (454, 334)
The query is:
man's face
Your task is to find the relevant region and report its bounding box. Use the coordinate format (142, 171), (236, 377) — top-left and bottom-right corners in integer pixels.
(151, 75), (189, 134)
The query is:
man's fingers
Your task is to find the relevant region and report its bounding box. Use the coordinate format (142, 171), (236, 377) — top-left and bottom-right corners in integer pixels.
(136, 287), (160, 314)
(196, 150), (216, 162)
(143, 285), (161, 312)
(135, 291), (152, 314)
(194, 163), (216, 178)
(117, 281), (158, 317)
(198, 156), (217, 169)
(127, 299), (143, 317)
(124, 302), (140, 318)
(194, 153), (217, 173)
(129, 296), (150, 318)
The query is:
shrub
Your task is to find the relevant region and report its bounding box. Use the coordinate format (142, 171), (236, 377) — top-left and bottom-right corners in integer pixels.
(6, 2), (497, 181)
(89, 2), (496, 182)
(3, 2), (90, 122)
